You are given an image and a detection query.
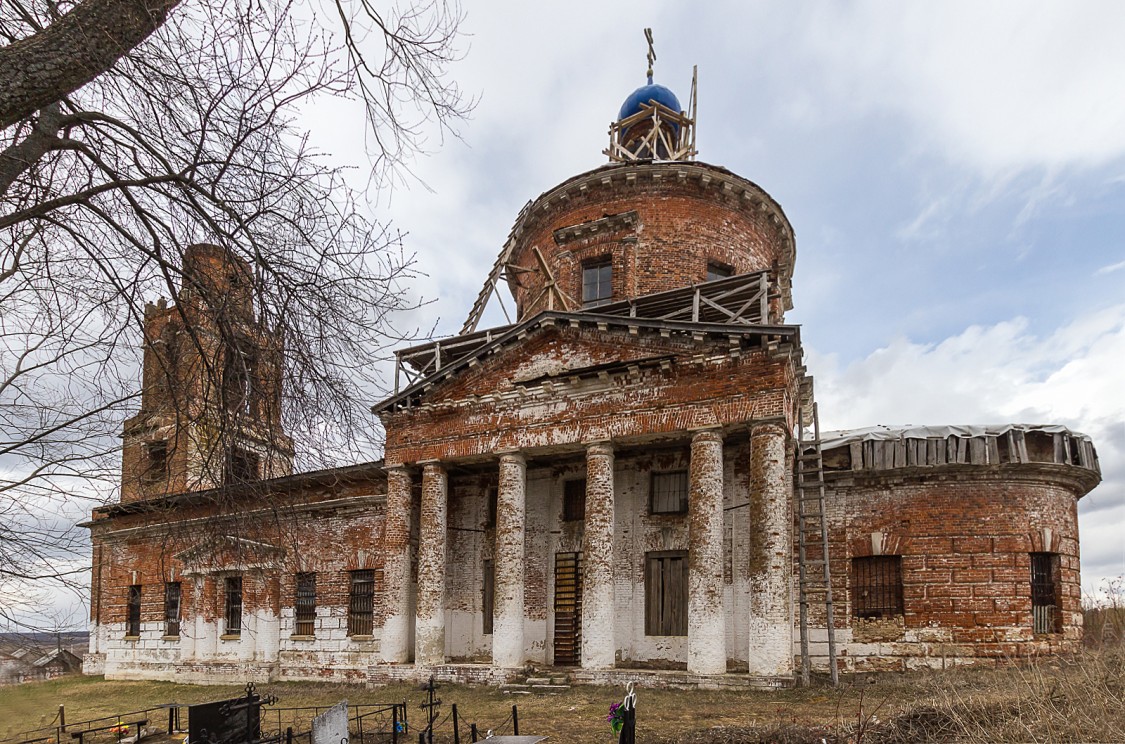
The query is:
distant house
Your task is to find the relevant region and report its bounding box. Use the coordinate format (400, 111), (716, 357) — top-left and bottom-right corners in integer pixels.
(0, 646), (83, 685)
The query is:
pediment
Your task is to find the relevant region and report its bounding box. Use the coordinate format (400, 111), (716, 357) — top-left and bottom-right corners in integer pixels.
(175, 534), (286, 574)
(411, 323), (697, 406)
(378, 311), (800, 414)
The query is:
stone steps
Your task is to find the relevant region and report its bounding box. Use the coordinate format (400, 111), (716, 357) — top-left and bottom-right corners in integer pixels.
(501, 672), (572, 694)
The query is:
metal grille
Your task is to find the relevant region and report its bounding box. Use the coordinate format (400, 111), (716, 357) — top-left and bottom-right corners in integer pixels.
(225, 576), (242, 635)
(563, 479), (586, 522)
(553, 552), (583, 664)
(294, 572), (316, 636)
(164, 581), (181, 636)
(1031, 553), (1060, 634)
(851, 556), (903, 619)
(348, 569), (375, 636)
(581, 259), (613, 307)
(126, 584), (142, 637)
(650, 471), (688, 514)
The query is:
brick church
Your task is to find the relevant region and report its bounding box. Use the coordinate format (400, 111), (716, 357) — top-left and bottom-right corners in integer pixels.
(84, 66), (1101, 687)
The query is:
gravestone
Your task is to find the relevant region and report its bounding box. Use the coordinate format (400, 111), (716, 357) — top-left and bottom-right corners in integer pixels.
(188, 697), (260, 743)
(312, 700), (349, 744)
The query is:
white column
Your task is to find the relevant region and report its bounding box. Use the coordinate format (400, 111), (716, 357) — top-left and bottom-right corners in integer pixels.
(747, 422), (794, 676)
(381, 465), (414, 663)
(415, 461), (448, 667)
(581, 442), (616, 669)
(688, 429), (727, 675)
(492, 452), (526, 669)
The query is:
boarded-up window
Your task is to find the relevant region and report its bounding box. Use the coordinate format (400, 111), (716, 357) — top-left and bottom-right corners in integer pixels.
(163, 582), (181, 637)
(482, 559), (495, 635)
(348, 569), (375, 636)
(851, 556), (903, 619)
(295, 572), (316, 636)
(645, 551), (688, 636)
(126, 584), (142, 637)
(650, 471), (689, 514)
(563, 479), (586, 522)
(1031, 553), (1062, 634)
(224, 576), (242, 635)
(582, 258), (613, 307)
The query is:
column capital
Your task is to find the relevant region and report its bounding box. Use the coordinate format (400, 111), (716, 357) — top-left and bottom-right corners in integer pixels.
(584, 441), (614, 458)
(498, 450), (526, 466)
(419, 459), (447, 473)
(690, 428), (724, 445)
(384, 462), (411, 472)
(750, 419), (790, 440)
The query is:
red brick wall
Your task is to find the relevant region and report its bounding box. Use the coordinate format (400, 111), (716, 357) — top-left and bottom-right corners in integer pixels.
(819, 464), (1089, 670)
(506, 163), (795, 319)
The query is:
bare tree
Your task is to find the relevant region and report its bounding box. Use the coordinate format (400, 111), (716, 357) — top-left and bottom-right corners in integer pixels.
(0, 0), (470, 630)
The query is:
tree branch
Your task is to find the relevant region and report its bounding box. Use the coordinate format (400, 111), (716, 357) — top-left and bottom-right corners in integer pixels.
(0, 0), (182, 129)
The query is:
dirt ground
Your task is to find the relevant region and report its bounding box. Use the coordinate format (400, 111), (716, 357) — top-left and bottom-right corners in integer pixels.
(3, 648), (1125, 743)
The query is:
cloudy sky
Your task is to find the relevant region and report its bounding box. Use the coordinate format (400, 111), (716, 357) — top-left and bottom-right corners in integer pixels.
(325, 1), (1123, 595)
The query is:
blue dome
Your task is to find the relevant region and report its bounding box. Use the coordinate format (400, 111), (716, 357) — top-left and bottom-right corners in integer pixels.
(617, 83), (681, 120)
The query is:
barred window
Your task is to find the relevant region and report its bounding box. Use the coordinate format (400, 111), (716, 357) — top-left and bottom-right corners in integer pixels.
(126, 585), (142, 637)
(851, 556), (903, 619)
(163, 582), (181, 637)
(645, 551), (688, 636)
(563, 479), (586, 522)
(348, 569), (375, 636)
(295, 572), (316, 636)
(1031, 553), (1062, 634)
(650, 471), (689, 514)
(224, 576), (242, 636)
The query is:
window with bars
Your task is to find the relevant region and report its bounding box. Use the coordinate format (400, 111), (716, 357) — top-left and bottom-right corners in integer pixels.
(851, 556), (904, 619)
(1031, 552), (1062, 634)
(348, 569), (375, 636)
(224, 576), (242, 636)
(126, 585), (142, 637)
(650, 471), (689, 514)
(482, 559), (495, 635)
(295, 572), (316, 636)
(163, 582), (181, 637)
(581, 258), (613, 307)
(563, 479), (586, 522)
(645, 551), (688, 636)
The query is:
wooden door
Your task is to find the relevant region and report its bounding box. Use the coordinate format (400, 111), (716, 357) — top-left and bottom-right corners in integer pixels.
(553, 551), (583, 666)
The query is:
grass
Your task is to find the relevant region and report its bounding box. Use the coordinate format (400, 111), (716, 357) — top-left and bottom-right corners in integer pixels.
(3, 646), (1125, 742)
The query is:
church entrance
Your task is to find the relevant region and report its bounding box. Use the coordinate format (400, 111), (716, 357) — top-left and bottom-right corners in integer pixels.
(553, 551), (583, 665)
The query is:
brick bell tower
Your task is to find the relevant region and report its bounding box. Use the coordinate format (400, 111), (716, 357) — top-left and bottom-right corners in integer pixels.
(119, 243), (293, 504)
(460, 43), (795, 336)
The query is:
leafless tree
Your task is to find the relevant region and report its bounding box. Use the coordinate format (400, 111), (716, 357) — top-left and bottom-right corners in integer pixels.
(0, 0), (470, 630)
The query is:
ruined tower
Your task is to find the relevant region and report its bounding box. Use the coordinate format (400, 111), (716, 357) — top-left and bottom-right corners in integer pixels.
(119, 243), (293, 503)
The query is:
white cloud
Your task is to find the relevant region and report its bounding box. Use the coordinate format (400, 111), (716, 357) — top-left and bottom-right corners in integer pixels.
(809, 304), (1125, 590)
(793, 1), (1125, 174)
(1095, 259), (1125, 276)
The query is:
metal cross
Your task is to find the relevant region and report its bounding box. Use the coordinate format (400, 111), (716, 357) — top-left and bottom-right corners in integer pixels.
(645, 27), (655, 83)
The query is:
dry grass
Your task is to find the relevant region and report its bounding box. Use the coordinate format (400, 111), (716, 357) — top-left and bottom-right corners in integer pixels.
(3, 646), (1125, 743)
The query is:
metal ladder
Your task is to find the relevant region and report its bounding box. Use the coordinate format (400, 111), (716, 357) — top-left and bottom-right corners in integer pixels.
(795, 401), (838, 686)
